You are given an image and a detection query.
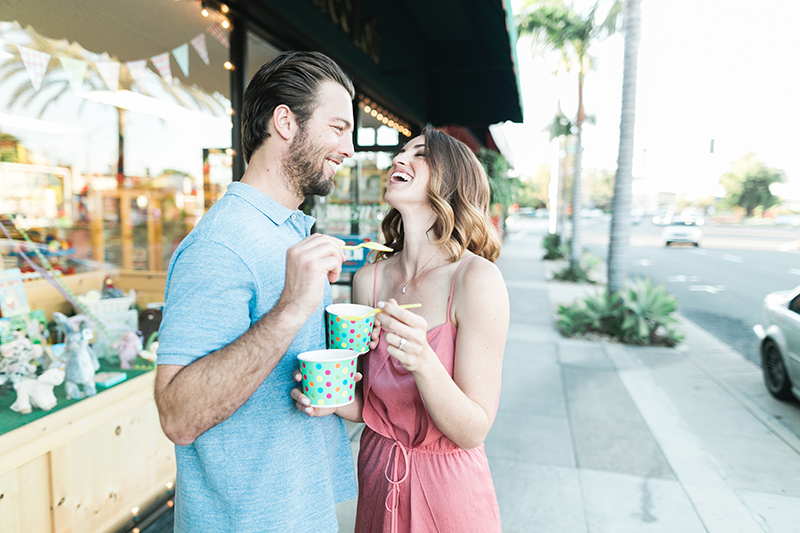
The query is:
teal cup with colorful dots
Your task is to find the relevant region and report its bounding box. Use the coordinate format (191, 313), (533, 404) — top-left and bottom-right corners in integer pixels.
(325, 303), (375, 354)
(298, 349), (359, 407)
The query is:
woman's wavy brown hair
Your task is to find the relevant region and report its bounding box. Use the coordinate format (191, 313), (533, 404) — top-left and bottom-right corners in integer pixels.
(375, 127), (502, 263)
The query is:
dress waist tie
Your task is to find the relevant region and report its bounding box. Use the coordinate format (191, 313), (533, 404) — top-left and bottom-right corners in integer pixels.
(384, 440), (410, 533)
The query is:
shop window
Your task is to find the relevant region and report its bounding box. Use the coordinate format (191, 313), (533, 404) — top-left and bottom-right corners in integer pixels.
(0, 1), (234, 274)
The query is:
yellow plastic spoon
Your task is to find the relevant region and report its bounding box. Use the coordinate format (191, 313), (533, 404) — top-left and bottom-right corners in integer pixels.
(338, 303), (422, 321)
(341, 241), (394, 252)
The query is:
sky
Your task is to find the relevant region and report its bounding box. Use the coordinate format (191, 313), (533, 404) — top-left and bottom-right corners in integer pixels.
(503, 0), (800, 201)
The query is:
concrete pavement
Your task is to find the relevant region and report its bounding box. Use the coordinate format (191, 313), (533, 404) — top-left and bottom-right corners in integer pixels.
(336, 225), (800, 532)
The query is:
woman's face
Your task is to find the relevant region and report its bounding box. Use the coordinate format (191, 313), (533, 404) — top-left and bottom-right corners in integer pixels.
(385, 135), (431, 207)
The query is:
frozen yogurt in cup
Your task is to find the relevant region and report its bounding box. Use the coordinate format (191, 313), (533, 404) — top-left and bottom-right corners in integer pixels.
(325, 303), (375, 353)
(297, 349), (359, 407)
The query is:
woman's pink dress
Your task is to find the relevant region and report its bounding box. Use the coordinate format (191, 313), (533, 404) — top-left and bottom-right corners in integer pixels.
(355, 258), (501, 533)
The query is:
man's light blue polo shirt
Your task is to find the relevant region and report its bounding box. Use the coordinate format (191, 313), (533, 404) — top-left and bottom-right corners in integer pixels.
(158, 182), (357, 533)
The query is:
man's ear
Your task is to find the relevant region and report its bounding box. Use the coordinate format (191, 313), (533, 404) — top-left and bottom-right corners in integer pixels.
(272, 104), (296, 141)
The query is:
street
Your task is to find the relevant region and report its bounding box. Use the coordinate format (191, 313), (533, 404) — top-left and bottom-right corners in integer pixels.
(509, 215), (800, 366)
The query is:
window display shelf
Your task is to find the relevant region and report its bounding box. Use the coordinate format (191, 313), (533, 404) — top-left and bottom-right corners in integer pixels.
(0, 268), (172, 532)
(0, 371), (175, 533)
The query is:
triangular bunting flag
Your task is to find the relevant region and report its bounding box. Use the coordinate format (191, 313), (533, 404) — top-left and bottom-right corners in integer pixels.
(207, 22), (230, 49)
(17, 46), (50, 92)
(58, 57), (88, 93)
(96, 60), (121, 92)
(150, 52), (172, 84)
(125, 59), (148, 88)
(190, 33), (210, 65)
(172, 43), (189, 78)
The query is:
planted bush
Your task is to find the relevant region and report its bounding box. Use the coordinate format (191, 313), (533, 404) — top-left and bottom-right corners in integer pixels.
(556, 277), (683, 346)
(552, 252), (602, 284)
(542, 233), (567, 260)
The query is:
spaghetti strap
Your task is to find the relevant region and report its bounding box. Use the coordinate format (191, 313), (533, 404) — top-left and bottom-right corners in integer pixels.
(373, 261), (381, 308)
(447, 256), (475, 318)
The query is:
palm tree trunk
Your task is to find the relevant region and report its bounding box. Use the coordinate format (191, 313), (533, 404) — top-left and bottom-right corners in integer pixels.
(607, 0), (642, 294)
(117, 107), (125, 187)
(569, 72), (585, 270)
(559, 136), (569, 235)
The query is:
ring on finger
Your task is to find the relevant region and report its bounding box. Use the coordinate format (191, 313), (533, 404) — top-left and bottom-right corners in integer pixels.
(398, 336), (406, 351)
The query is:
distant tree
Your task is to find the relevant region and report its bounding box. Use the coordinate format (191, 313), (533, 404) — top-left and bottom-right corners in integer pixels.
(719, 153), (785, 217)
(517, 0), (622, 272)
(585, 168), (615, 210)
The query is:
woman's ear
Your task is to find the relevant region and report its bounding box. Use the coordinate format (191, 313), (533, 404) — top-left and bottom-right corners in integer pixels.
(272, 104), (296, 141)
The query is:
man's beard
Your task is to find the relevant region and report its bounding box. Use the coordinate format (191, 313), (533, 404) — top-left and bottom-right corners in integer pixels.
(285, 124), (335, 198)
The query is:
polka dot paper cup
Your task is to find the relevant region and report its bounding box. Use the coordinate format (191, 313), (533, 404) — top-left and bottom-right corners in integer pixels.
(325, 303), (375, 354)
(298, 349), (359, 407)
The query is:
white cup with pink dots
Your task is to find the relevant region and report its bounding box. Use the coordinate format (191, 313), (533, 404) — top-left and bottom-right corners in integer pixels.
(297, 349), (359, 407)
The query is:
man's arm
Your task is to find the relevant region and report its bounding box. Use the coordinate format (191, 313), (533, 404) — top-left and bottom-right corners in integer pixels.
(155, 234), (344, 446)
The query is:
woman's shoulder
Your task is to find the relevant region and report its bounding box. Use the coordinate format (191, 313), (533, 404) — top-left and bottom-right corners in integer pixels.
(457, 252), (502, 282)
(452, 253), (507, 307)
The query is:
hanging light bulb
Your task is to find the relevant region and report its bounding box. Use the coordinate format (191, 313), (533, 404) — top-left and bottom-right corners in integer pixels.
(224, 61), (234, 70)
(221, 19), (230, 29)
(221, 4), (230, 13)
(201, 7), (209, 17)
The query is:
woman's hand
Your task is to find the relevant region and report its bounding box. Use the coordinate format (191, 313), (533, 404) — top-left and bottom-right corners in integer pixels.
(291, 368), (362, 417)
(374, 299), (434, 372)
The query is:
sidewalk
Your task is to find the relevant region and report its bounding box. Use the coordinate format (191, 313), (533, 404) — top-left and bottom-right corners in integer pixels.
(336, 226), (800, 532)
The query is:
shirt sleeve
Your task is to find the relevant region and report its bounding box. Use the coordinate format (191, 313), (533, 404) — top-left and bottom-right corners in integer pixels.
(157, 238), (256, 367)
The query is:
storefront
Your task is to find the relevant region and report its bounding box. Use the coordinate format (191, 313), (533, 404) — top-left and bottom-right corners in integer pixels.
(0, 1), (522, 531)
(0, 0), (522, 275)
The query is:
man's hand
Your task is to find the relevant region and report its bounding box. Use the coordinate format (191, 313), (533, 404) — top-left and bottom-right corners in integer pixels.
(279, 234), (345, 319)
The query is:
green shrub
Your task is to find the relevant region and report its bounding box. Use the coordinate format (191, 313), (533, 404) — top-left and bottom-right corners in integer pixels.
(551, 252), (602, 284)
(542, 233), (567, 260)
(556, 277), (683, 346)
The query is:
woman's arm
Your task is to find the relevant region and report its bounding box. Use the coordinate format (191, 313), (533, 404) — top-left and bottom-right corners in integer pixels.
(375, 258), (509, 449)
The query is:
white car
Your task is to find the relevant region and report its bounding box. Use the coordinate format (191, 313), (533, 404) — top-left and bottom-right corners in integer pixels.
(754, 285), (800, 401)
(661, 220), (702, 247)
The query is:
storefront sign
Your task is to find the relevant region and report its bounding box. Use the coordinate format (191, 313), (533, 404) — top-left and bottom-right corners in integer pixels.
(310, 0), (380, 64)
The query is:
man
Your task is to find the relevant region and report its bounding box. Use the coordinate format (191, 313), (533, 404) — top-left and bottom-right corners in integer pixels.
(154, 51), (356, 532)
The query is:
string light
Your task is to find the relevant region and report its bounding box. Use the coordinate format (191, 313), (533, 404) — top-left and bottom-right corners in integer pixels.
(357, 93), (414, 137)
(221, 19), (230, 29)
(223, 61), (234, 70)
(221, 4), (229, 13)
(201, 7), (209, 17)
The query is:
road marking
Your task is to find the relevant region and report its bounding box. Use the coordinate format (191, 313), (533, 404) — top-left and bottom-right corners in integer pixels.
(634, 259), (652, 266)
(689, 285), (726, 294)
(722, 254), (743, 263)
(791, 269), (800, 276)
(667, 275), (700, 282)
(780, 241), (800, 252)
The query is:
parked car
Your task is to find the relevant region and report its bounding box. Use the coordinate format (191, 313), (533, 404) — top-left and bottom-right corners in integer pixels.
(652, 210), (673, 225)
(754, 285), (800, 401)
(661, 220), (702, 246)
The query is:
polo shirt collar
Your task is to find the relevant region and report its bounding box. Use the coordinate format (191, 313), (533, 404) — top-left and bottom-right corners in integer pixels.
(227, 181), (315, 231)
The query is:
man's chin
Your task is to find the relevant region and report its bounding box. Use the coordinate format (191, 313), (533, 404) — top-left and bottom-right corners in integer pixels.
(303, 176), (335, 197)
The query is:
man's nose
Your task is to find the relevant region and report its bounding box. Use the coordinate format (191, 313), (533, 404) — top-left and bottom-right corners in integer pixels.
(340, 133), (354, 159)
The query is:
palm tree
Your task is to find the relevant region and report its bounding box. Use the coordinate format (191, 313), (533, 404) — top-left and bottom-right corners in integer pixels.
(607, 0), (642, 294)
(517, 0), (622, 273)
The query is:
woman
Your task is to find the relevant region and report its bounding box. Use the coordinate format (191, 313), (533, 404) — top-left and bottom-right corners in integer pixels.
(293, 128), (509, 531)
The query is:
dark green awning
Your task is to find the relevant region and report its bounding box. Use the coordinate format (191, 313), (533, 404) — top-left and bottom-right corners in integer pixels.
(238, 0), (524, 128)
